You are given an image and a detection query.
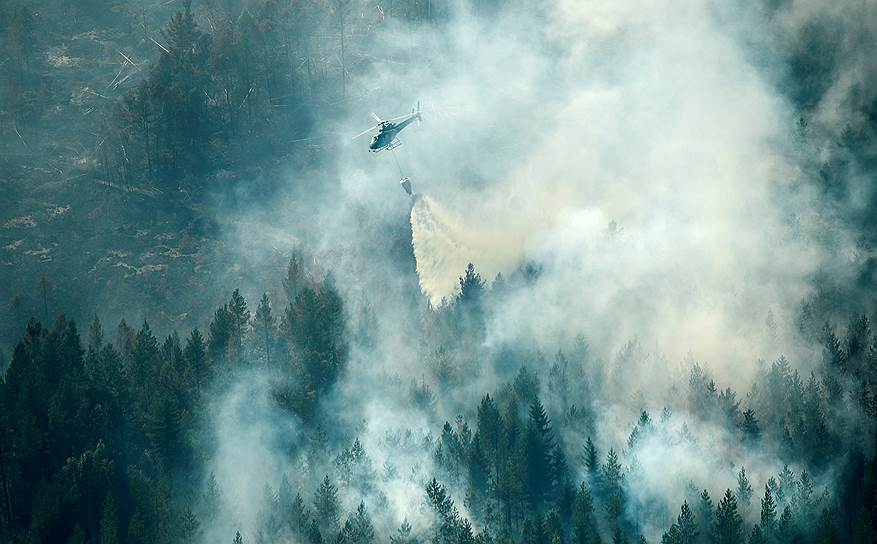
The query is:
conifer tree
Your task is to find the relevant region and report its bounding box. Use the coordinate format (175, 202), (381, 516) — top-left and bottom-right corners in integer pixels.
(314, 475), (340, 536)
(203, 472), (222, 522)
(99, 492), (119, 544)
(815, 509), (838, 544)
(348, 502), (375, 544)
(740, 409), (760, 442)
(572, 482), (597, 544)
(747, 524), (765, 544)
(759, 485), (776, 534)
(676, 501), (698, 544)
(524, 398), (555, 507)
(736, 468), (753, 509)
(229, 288), (250, 353)
(583, 436), (600, 477)
(476, 393), (503, 468)
(715, 489), (743, 544)
(254, 293), (274, 365)
(390, 518), (415, 544)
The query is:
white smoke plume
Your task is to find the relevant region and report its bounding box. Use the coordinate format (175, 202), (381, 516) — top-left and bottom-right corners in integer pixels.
(396, 0), (856, 385)
(200, 0), (872, 540)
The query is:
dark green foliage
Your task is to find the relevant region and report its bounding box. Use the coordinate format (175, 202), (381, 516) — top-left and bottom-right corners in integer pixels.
(524, 398), (556, 507)
(254, 293), (275, 365)
(747, 524), (765, 544)
(0, 229), (875, 544)
(338, 502), (375, 544)
(99, 492), (119, 544)
(715, 489), (743, 544)
(759, 485), (776, 533)
(572, 483), (598, 544)
(583, 437), (599, 477)
(815, 509), (839, 544)
(285, 277), (349, 417)
(677, 501), (698, 544)
(314, 475), (340, 536)
(736, 468), (753, 510)
(740, 409), (760, 443)
(663, 501), (698, 544)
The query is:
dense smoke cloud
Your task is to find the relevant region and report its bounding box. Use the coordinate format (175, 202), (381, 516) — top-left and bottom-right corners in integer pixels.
(202, 0), (871, 540)
(345, 0), (844, 383)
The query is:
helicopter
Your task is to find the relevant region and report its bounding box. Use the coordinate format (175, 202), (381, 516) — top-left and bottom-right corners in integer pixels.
(352, 102), (422, 152)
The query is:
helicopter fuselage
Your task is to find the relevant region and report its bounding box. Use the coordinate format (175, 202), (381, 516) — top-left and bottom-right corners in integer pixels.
(369, 115), (418, 152)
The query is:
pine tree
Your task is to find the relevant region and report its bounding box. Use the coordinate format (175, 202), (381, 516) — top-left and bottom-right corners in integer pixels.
(820, 324), (845, 402)
(458, 263), (485, 305)
(677, 501), (698, 544)
(467, 433), (490, 514)
(257, 483), (279, 539)
(185, 328), (207, 387)
(254, 293), (274, 365)
(736, 468), (753, 509)
(601, 448), (625, 532)
(179, 507), (201, 540)
(426, 477), (459, 543)
(662, 525), (681, 544)
(347, 502), (375, 544)
(740, 409), (760, 443)
(477, 393), (503, 468)
(583, 436), (600, 477)
(150, 0), (211, 175)
(314, 475), (340, 535)
(389, 518), (415, 544)
(425, 478), (455, 520)
(308, 519), (323, 544)
(747, 524), (765, 544)
(229, 288), (250, 354)
(209, 304), (234, 363)
(203, 472), (222, 521)
(283, 250), (309, 303)
(99, 492), (119, 544)
(290, 492), (310, 536)
(715, 489), (743, 544)
(89, 314), (104, 351)
(146, 392), (183, 468)
(571, 482), (596, 543)
(815, 509), (838, 544)
(525, 397), (555, 507)
(544, 509), (563, 544)
(287, 278), (349, 411)
(759, 485), (776, 534)
(513, 366), (540, 403)
(777, 506), (794, 544)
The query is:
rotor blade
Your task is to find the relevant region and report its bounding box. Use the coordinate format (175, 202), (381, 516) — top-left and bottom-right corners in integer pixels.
(370, 112), (382, 122)
(352, 124), (380, 140)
